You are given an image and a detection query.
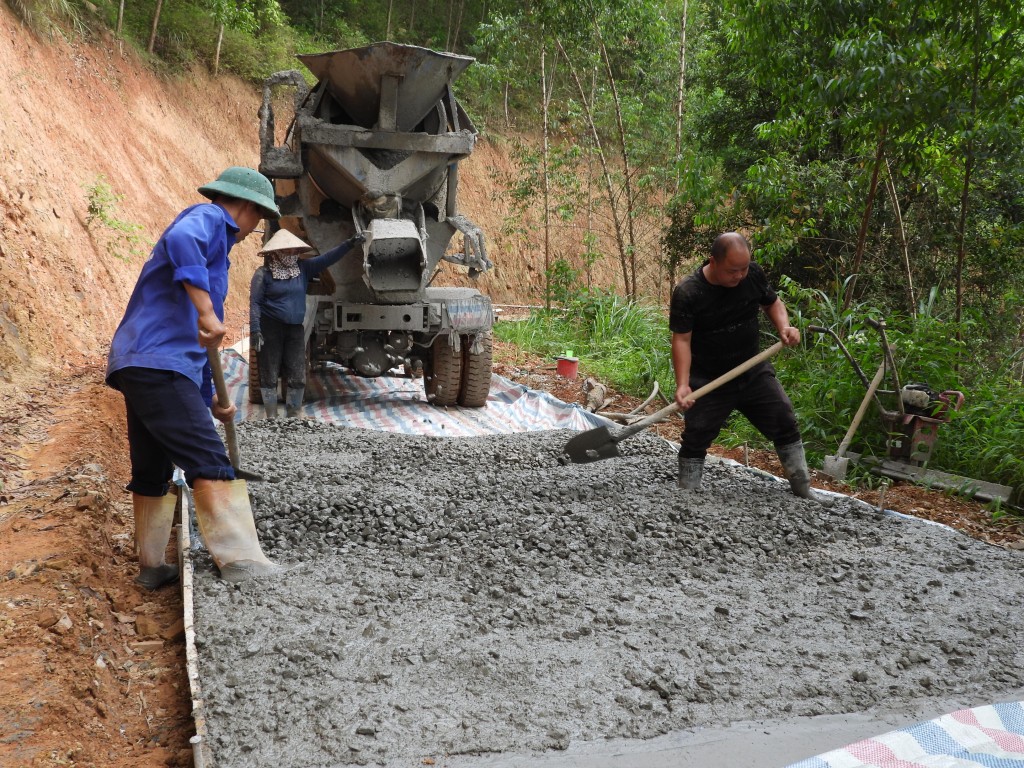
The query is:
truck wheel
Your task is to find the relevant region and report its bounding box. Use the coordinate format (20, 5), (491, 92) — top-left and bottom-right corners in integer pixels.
(458, 331), (492, 407)
(248, 343), (262, 404)
(425, 335), (462, 406)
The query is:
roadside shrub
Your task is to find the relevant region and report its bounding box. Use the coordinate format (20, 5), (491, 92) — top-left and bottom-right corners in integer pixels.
(84, 176), (148, 262)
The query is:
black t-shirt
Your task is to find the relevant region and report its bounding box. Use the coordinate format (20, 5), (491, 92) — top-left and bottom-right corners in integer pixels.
(669, 261), (777, 378)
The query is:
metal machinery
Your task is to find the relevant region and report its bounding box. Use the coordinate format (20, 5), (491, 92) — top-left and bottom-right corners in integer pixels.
(811, 318), (963, 467)
(254, 42), (494, 407)
(809, 319), (1014, 503)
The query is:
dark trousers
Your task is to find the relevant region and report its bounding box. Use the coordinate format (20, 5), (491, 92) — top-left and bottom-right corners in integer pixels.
(679, 362), (801, 459)
(258, 315), (306, 391)
(110, 367), (234, 495)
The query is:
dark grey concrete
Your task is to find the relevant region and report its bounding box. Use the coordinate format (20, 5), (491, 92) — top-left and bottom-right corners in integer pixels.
(192, 421), (1024, 768)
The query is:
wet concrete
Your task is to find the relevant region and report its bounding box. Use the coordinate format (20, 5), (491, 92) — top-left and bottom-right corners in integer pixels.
(192, 421), (1024, 767)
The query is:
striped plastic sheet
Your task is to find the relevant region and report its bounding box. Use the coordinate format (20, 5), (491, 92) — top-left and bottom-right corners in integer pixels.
(220, 349), (608, 435)
(786, 702), (1024, 768)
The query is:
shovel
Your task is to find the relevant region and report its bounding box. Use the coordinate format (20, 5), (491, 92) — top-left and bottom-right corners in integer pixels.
(822, 361), (886, 481)
(207, 347), (264, 482)
(564, 341), (785, 464)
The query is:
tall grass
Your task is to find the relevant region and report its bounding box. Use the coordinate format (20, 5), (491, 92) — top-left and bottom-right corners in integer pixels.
(494, 289), (676, 399)
(496, 282), (1024, 507)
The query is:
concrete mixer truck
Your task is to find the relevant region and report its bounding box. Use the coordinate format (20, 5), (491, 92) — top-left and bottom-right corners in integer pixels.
(254, 42), (494, 407)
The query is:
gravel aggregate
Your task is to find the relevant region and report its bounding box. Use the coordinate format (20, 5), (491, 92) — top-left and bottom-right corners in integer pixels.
(192, 420), (1024, 768)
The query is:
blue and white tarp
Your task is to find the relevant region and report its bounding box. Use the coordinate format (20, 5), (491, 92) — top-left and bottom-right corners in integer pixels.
(220, 348), (607, 435)
(786, 702), (1024, 768)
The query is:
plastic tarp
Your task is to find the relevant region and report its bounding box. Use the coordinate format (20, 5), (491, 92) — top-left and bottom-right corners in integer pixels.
(786, 702), (1024, 768)
(220, 348), (608, 435)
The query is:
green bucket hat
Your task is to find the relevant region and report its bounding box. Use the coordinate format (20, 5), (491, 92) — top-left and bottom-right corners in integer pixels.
(198, 166), (280, 219)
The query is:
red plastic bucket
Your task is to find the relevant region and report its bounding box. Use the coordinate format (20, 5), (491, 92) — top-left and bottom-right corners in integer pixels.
(556, 356), (579, 378)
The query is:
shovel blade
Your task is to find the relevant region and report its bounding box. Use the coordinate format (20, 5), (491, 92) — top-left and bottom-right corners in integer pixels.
(564, 426), (621, 464)
(822, 454), (849, 481)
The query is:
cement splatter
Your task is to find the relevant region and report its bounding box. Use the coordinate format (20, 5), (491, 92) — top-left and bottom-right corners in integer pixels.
(192, 420), (1024, 767)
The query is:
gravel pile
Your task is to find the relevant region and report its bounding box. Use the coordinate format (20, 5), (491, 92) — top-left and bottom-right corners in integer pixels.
(192, 420), (1024, 768)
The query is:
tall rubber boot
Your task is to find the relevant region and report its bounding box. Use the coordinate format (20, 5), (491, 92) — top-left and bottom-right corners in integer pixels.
(192, 480), (280, 583)
(133, 490), (179, 590)
(678, 456), (704, 490)
(285, 386), (304, 418)
(777, 440), (832, 506)
(260, 388), (279, 419)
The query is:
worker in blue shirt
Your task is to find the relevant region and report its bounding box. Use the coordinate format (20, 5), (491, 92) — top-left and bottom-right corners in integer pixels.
(106, 166), (281, 588)
(249, 228), (364, 418)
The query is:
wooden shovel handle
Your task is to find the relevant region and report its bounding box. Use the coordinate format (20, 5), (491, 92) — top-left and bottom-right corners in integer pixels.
(612, 341), (786, 444)
(206, 347), (240, 470)
(835, 361), (886, 458)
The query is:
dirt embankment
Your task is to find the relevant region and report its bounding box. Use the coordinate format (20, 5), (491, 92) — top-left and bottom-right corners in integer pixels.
(0, 11), (636, 394)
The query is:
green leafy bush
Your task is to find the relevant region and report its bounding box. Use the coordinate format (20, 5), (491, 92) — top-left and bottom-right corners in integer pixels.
(84, 176), (147, 262)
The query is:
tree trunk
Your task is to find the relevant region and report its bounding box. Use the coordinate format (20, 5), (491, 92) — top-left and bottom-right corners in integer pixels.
(670, 0), (689, 300)
(542, 48), (552, 309)
(883, 154), (915, 316)
(452, 0), (465, 52)
(385, 0), (394, 39)
(841, 127), (887, 312)
(586, 67), (596, 289)
(213, 23), (224, 77)
(675, 0), (688, 173)
(116, 0), (124, 38)
(954, 146), (974, 329)
(147, 0), (164, 54)
(444, 0), (454, 50)
(557, 38), (631, 297)
(955, 3), (982, 331)
(596, 28), (637, 298)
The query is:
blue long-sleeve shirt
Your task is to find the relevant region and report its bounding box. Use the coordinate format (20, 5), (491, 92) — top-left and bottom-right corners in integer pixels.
(249, 240), (355, 331)
(106, 203), (239, 405)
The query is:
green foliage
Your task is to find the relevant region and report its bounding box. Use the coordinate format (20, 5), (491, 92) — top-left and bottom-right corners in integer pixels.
(6, 0), (86, 37)
(685, 0), (1024, 325)
(84, 177), (147, 262)
(494, 289), (675, 400)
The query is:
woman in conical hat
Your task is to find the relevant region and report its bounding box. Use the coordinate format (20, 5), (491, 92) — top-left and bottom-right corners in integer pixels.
(249, 227), (365, 418)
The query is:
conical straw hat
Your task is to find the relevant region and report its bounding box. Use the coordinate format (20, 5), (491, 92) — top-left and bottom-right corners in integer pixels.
(260, 229), (315, 254)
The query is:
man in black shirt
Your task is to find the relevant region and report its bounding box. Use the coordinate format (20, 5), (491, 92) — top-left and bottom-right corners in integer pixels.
(669, 232), (822, 502)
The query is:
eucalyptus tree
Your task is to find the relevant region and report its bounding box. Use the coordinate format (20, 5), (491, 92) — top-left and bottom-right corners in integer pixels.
(476, 0), (682, 298)
(208, 0), (286, 74)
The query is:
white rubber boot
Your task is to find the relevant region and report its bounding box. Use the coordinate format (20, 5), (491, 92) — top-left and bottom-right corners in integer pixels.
(133, 490), (179, 590)
(285, 386), (304, 418)
(260, 388), (279, 419)
(678, 456), (704, 490)
(192, 480), (280, 582)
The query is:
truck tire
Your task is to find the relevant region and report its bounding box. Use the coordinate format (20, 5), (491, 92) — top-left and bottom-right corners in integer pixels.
(248, 343), (262, 404)
(425, 335), (462, 406)
(457, 330), (492, 407)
